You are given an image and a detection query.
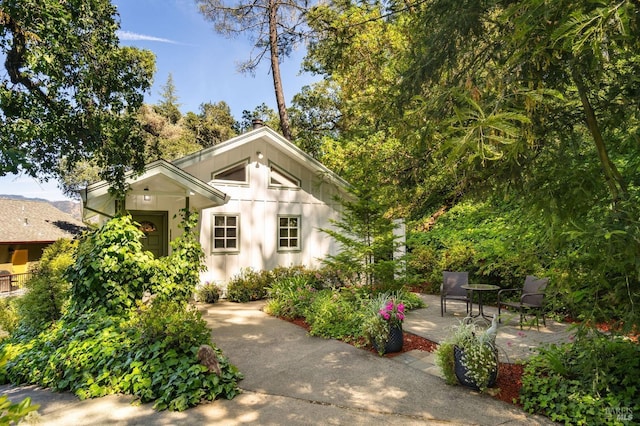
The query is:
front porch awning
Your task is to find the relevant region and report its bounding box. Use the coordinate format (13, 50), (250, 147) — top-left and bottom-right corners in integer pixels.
(81, 160), (230, 221)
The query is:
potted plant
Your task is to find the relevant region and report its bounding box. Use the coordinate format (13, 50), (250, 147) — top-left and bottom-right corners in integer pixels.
(362, 294), (405, 355)
(434, 317), (499, 391)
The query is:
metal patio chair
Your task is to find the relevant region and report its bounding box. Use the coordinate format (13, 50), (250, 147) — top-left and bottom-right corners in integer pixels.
(497, 275), (549, 329)
(441, 271), (471, 316)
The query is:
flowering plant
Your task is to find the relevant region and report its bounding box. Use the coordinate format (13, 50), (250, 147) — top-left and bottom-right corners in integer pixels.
(362, 294), (406, 355)
(434, 318), (499, 392)
(378, 299), (405, 326)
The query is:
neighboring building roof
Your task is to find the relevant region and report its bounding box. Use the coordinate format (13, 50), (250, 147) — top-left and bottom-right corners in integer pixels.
(173, 126), (351, 190)
(0, 198), (86, 244)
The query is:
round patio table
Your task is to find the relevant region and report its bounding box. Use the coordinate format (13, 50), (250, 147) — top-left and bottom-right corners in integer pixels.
(461, 284), (500, 320)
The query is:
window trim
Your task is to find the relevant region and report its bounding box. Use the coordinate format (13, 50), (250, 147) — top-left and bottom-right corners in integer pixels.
(277, 215), (301, 252)
(269, 162), (301, 189)
(211, 159), (249, 185)
(212, 213), (240, 254)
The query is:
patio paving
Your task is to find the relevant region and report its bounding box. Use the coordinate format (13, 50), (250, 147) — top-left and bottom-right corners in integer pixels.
(394, 293), (576, 376)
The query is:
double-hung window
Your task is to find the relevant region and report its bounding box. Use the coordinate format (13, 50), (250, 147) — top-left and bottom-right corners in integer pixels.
(278, 216), (300, 251)
(213, 214), (239, 252)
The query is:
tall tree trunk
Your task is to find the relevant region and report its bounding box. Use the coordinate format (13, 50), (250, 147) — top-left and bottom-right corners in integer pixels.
(571, 67), (626, 203)
(268, 0), (292, 140)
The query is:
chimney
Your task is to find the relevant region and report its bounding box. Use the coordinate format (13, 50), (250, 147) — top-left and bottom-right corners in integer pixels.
(252, 119), (264, 130)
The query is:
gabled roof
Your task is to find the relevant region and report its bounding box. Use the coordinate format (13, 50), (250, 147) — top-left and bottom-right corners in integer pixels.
(81, 160), (230, 220)
(173, 126), (351, 189)
(0, 198), (86, 243)
(84, 160), (229, 203)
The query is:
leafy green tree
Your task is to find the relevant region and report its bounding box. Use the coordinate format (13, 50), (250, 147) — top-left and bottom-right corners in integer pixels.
(182, 101), (238, 147)
(321, 136), (404, 290)
(288, 82), (342, 158)
(59, 158), (102, 198)
(0, 0), (155, 194)
(395, 0), (640, 326)
(238, 103), (281, 132)
(304, 0), (409, 137)
(196, 0), (309, 140)
(139, 104), (203, 161)
(154, 73), (182, 124)
(60, 103), (202, 196)
(302, 0), (640, 327)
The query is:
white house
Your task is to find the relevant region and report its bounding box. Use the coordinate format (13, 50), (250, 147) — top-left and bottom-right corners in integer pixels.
(81, 125), (350, 284)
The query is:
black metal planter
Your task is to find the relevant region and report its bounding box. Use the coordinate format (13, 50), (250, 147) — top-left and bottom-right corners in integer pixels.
(453, 345), (498, 390)
(374, 324), (404, 354)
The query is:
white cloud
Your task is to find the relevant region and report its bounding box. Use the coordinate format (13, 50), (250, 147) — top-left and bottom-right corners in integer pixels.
(116, 30), (179, 44)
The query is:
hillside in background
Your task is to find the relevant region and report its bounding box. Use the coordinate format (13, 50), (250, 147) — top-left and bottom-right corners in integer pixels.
(0, 194), (82, 220)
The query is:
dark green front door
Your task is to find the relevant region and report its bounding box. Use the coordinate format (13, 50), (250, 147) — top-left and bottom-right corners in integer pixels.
(130, 211), (168, 258)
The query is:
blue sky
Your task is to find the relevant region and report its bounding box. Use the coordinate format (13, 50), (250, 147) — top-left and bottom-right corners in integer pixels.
(0, 0), (318, 201)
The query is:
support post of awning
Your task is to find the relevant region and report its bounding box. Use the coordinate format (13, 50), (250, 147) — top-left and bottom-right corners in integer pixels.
(184, 196), (192, 230)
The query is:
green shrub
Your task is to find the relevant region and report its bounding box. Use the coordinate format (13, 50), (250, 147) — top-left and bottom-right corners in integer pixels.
(304, 288), (366, 342)
(67, 212), (206, 314)
(264, 275), (319, 319)
(0, 297), (18, 338)
(520, 331), (639, 424)
(312, 264), (353, 289)
(135, 300), (211, 350)
(226, 268), (273, 302)
(16, 239), (77, 334)
(67, 215), (158, 314)
(434, 341), (456, 385)
(263, 276), (425, 346)
(0, 305), (243, 411)
(159, 208), (206, 303)
(195, 282), (223, 303)
(1, 213), (243, 412)
(0, 394), (39, 424)
(407, 200), (545, 293)
(270, 265), (320, 285)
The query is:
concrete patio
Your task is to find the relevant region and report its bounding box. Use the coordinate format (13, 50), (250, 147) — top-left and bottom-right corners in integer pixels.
(395, 293), (576, 376)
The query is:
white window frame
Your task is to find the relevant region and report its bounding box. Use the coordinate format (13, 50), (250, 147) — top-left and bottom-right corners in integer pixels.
(277, 215), (301, 252)
(211, 159), (249, 185)
(269, 162), (301, 189)
(212, 214), (240, 253)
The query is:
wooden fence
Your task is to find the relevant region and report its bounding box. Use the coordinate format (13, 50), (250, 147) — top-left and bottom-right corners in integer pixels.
(0, 272), (32, 295)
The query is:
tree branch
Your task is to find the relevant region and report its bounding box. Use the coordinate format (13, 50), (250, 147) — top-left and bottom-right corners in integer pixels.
(571, 66), (627, 203)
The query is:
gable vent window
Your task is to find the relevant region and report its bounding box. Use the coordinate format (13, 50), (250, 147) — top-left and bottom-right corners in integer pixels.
(213, 214), (239, 252)
(278, 216), (300, 251)
(270, 164), (300, 188)
(212, 161), (248, 184)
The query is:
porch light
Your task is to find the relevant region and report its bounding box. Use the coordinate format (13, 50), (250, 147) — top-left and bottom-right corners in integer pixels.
(257, 151), (264, 160)
(143, 186), (151, 201)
